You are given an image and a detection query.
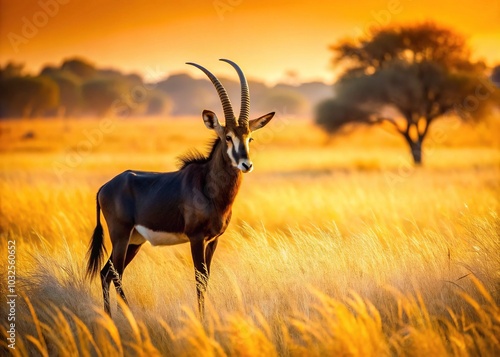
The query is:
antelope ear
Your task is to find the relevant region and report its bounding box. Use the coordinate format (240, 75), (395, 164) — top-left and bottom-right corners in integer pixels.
(202, 110), (220, 129)
(202, 110), (224, 136)
(249, 112), (275, 132)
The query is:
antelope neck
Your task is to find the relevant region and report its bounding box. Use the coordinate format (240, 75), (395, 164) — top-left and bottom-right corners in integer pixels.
(206, 137), (242, 210)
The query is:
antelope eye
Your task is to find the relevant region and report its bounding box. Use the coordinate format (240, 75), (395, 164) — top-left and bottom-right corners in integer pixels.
(225, 135), (232, 142)
(249, 137), (254, 143)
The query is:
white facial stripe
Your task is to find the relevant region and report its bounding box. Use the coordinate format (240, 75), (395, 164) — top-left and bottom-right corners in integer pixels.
(244, 137), (251, 153)
(226, 147), (238, 167)
(232, 135), (241, 150)
(225, 132), (239, 167)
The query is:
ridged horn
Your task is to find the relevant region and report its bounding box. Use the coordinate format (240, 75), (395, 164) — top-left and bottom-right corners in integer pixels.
(186, 62), (236, 127)
(220, 59), (250, 125)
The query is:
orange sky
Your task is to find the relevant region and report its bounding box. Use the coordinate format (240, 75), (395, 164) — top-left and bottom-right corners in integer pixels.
(1, 0), (499, 84)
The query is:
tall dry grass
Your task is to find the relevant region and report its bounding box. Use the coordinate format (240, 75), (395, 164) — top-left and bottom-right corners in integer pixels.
(0, 116), (499, 356)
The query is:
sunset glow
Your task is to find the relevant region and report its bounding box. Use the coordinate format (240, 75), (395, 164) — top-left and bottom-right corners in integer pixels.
(1, 0), (499, 84)
(2, 1), (500, 355)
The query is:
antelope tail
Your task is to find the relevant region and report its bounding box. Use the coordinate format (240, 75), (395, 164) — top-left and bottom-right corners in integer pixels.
(86, 189), (106, 280)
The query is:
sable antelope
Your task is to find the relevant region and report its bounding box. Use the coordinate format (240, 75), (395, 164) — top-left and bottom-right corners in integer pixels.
(86, 59), (275, 316)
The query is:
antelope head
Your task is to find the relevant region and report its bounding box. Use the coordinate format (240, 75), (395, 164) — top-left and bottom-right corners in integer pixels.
(186, 59), (275, 173)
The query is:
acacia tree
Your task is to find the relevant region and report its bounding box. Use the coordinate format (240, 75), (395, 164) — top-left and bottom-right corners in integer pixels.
(316, 22), (497, 164)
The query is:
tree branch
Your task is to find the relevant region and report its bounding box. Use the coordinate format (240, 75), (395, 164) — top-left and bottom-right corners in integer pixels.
(371, 117), (406, 135)
(418, 116), (435, 141)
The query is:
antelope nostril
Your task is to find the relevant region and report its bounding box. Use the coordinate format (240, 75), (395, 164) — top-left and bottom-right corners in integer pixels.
(242, 162), (253, 171)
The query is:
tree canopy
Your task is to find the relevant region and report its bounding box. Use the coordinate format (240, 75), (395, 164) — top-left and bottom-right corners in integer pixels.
(317, 22), (497, 164)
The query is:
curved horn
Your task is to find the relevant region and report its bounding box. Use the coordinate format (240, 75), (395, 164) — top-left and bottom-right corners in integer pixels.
(186, 62), (236, 127)
(220, 59), (250, 125)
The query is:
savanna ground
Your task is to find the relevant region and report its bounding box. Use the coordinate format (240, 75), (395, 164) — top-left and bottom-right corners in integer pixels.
(0, 114), (499, 356)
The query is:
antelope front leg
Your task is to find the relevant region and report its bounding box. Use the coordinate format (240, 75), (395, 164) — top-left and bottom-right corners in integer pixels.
(205, 237), (219, 277)
(190, 239), (208, 318)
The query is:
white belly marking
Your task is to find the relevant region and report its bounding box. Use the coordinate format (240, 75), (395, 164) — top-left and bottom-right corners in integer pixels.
(134, 225), (189, 246)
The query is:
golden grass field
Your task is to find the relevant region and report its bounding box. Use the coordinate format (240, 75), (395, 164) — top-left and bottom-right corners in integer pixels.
(0, 115), (499, 356)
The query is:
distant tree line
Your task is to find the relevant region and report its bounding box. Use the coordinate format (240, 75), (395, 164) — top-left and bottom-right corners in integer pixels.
(0, 58), (170, 118)
(0, 58), (331, 119)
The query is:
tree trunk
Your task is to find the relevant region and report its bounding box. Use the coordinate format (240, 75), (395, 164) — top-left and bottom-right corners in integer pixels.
(401, 120), (427, 166)
(408, 139), (423, 165)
